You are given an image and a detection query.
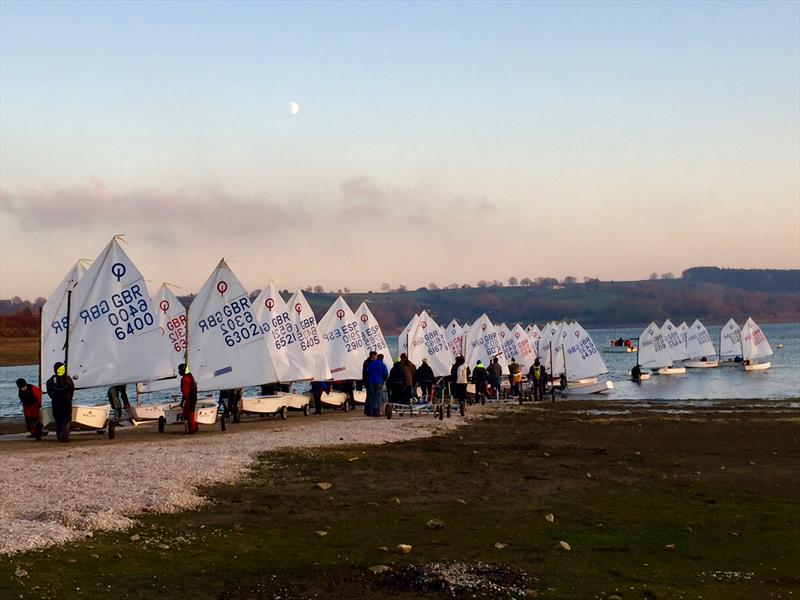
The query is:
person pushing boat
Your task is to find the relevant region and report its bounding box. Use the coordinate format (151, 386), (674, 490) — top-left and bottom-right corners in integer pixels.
(16, 378), (45, 440)
(179, 363), (198, 434)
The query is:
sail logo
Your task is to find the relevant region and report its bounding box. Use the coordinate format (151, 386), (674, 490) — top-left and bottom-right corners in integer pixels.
(336, 309), (345, 320)
(294, 303), (303, 314)
(360, 314), (369, 323)
(265, 298), (275, 310)
(217, 281), (228, 295)
(160, 300), (170, 313)
(111, 263), (126, 282)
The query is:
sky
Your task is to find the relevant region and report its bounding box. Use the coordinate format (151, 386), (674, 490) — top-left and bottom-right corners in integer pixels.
(1, 0), (799, 299)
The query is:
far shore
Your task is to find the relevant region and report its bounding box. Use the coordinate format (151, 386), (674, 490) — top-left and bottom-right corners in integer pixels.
(0, 336), (37, 367)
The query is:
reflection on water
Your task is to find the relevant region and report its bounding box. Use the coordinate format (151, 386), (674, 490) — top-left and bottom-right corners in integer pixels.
(1, 323), (797, 418)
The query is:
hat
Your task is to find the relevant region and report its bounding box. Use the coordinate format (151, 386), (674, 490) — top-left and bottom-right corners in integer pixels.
(422, 358), (428, 363)
(476, 360), (482, 365)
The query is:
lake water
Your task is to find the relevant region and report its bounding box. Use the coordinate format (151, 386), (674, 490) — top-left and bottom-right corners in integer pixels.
(1, 322), (798, 418)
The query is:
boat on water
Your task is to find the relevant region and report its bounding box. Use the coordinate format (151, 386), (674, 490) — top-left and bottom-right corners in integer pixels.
(605, 343), (636, 353)
(740, 317), (773, 371)
(684, 319), (719, 368)
(637, 321), (682, 376)
(558, 322), (613, 395)
(718, 318), (743, 366)
(660, 319), (688, 374)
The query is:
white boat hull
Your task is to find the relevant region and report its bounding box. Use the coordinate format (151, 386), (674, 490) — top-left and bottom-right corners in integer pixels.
(352, 389), (367, 405)
(41, 404), (110, 429)
(240, 392), (309, 414)
(567, 377), (599, 388)
(638, 372), (651, 381)
(561, 380), (614, 395)
(657, 366), (686, 375)
(319, 391), (349, 408)
(129, 403), (169, 421)
(744, 361), (771, 371)
(684, 360), (719, 369)
(163, 398), (219, 425)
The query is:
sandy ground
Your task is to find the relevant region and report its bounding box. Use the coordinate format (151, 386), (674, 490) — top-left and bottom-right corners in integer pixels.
(0, 407), (482, 556)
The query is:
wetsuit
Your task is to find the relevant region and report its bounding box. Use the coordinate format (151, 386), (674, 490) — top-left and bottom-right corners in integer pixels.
(46, 374), (74, 442)
(181, 372), (198, 433)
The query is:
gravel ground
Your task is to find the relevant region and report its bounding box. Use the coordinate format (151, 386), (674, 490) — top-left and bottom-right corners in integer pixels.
(0, 409), (484, 556)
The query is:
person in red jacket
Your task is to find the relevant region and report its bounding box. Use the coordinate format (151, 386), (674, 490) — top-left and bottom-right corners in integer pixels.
(16, 378), (45, 440)
(179, 363), (198, 434)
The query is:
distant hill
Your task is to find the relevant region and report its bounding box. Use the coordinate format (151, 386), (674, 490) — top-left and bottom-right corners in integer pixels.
(2, 267), (798, 336)
(682, 267), (800, 293)
(312, 278), (799, 334)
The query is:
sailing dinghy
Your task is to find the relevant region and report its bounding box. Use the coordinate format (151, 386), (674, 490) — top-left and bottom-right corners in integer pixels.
(637, 321), (680, 376)
(559, 321), (613, 395)
(719, 318), (743, 366)
(41, 238), (174, 436)
(354, 302), (393, 405)
(740, 317), (773, 371)
(660, 319), (687, 373)
(684, 319), (719, 368)
(315, 296), (368, 410)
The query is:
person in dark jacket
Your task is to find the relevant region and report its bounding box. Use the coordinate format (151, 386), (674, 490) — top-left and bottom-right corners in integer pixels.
(17, 378), (44, 439)
(179, 363), (198, 434)
(416, 358), (435, 401)
(311, 380), (330, 414)
(508, 358), (522, 397)
(399, 353), (417, 399)
(472, 360), (488, 405)
(528, 358), (548, 401)
(362, 351), (377, 393)
(388, 359), (410, 405)
(488, 357), (502, 398)
(46, 362), (74, 442)
(631, 363), (642, 383)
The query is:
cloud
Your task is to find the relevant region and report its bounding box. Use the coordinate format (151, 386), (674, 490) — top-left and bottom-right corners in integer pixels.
(0, 177), (504, 247)
(0, 179), (309, 243)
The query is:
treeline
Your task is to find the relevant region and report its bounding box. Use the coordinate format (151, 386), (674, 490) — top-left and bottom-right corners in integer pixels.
(682, 267), (800, 292)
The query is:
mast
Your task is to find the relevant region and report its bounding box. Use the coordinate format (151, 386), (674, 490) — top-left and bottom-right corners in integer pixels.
(64, 289), (72, 375)
(38, 306), (43, 389)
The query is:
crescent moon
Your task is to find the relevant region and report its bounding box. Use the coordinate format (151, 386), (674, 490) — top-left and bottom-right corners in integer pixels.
(290, 101), (300, 115)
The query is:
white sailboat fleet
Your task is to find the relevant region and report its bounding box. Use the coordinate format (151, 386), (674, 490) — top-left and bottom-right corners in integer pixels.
(37, 238), (779, 437)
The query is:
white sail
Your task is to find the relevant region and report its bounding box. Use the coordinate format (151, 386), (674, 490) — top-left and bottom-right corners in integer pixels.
(686, 319), (716, 360)
(527, 325), (542, 358)
(741, 317), (773, 361)
(252, 282), (312, 382)
(407, 311), (452, 377)
(137, 284), (186, 393)
(444, 319), (464, 359)
(287, 290), (332, 380)
(537, 322), (556, 361)
(662, 319), (688, 362)
(317, 296), (368, 380)
(66, 238), (173, 389)
(464, 314), (508, 371)
(497, 323), (520, 364)
(355, 302), (393, 371)
(638, 321), (672, 369)
(538, 321), (566, 374)
(511, 324), (537, 372)
(40, 260), (88, 384)
(563, 321), (608, 380)
(188, 259), (274, 392)
(719, 318), (742, 359)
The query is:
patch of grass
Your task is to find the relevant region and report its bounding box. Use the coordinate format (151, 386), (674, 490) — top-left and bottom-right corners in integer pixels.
(3, 409), (799, 599)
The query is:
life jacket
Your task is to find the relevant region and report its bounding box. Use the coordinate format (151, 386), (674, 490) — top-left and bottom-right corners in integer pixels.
(533, 366), (541, 380)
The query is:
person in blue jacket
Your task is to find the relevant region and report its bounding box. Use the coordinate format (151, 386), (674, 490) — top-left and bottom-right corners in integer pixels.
(366, 354), (389, 416)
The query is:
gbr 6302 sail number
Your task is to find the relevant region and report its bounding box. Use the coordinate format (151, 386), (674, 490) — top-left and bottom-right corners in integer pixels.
(197, 297), (263, 347)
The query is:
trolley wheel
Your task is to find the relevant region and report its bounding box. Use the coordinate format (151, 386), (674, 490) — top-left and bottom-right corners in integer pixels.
(108, 420), (116, 440)
(303, 403), (310, 416)
(343, 399), (350, 412)
(158, 416), (166, 433)
(385, 403), (393, 420)
(280, 405), (288, 420)
(220, 414), (227, 431)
